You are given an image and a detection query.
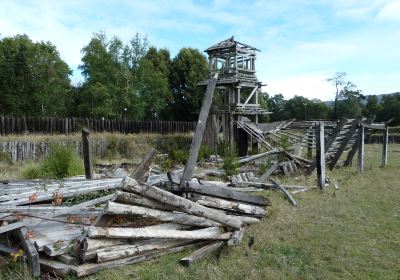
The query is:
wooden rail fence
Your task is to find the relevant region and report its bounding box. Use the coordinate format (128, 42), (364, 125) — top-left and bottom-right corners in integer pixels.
(0, 116), (196, 135)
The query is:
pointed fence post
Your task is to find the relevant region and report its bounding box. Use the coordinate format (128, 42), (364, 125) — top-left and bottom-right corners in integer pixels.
(316, 122), (325, 189)
(82, 128), (93, 179)
(382, 126), (388, 166)
(357, 124), (364, 173)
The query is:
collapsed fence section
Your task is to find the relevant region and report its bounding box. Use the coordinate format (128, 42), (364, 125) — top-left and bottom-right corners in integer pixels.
(0, 116), (196, 135)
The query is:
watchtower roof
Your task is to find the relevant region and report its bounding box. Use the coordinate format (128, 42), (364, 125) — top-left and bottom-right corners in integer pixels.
(205, 36), (260, 53)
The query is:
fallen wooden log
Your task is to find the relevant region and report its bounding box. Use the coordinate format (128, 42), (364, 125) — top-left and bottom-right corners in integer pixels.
(237, 149), (282, 164)
(180, 241), (224, 266)
(131, 148), (157, 182)
(184, 179), (270, 206)
(88, 226), (232, 240)
(188, 194), (266, 217)
(115, 191), (177, 211)
(121, 177), (242, 229)
(106, 201), (221, 227)
(227, 228), (244, 246)
(258, 162), (279, 181)
(96, 239), (191, 263)
(269, 179), (297, 207)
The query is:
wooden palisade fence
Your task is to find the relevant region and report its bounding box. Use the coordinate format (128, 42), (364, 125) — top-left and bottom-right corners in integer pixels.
(0, 116), (196, 135)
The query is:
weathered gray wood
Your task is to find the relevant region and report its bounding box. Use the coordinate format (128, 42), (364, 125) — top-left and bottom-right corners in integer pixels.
(329, 117), (361, 170)
(382, 126), (388, 166)
(181, 73), (218, 186)
(180, 241), (224, 266)
(122, 177), (242, 229)
(51, 194), (115, 217)
(106, 201), (221, 227)
(237, 149), (282, 164)
(316, 122), (326, 189)
(18, 228), (40, 277)
(188, 194), (266, 217)
(82, 128), (93, 179)
(72, 243), (202, 277)
(0, 221), (25, 234)
(184, 179), (270, 206)
(307, 118), (347, 173)
(269, 179), (297, 207)
(40, 257), (74, 277)
(115, 191), (177, 211)
(131, 148), (157, 181)
(96, 239), (191, 263)
(82, 238), (126, 252)
(56, 254), (78, 265)
(227, 228), (244, 246)
(259, 162), (279, 181)
(88, 226), (232, 240)
(357, 125), (365, 173)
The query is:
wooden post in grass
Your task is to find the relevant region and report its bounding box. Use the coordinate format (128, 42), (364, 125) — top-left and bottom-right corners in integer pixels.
(180, 73), (218, 187)
(382, 126), (389, 166)
(357, 124), (365, 173)
(82, 128), (93, 179)
(316, 121), (325, 189)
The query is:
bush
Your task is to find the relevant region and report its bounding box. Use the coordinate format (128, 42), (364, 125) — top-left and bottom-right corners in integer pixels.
(0, 151), (12, 164)
(198, 143), (214, 161)
(221, 144), (239, 178)
(22, 144), (84, 179)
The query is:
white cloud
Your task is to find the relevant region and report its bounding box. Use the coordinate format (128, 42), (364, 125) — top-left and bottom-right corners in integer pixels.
(376, 0), (400, 21)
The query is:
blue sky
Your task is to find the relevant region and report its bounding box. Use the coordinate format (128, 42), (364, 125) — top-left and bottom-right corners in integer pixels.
(1, 0), (399, 100)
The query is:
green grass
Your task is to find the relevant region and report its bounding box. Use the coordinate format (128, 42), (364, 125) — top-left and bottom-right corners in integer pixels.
(1, 144), (400, 279)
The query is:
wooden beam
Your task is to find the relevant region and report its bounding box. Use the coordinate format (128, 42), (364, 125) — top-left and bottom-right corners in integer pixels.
(131, 148), (157, 182)
(382, 126), (388, 166)
(122, 177), (242, 229)
(82, 128), (93, 179)
(18, 228), (40, 277)
(269, 179), (297, 207)
(0, 221), (25, 234)
(180, 73), (218, 186)
(88, 226), (232, 240)
(243, 86), (258, 105)
(357, 124), (365, 173)
(329, 117), (361, 170)
(259, 162), (279, 181)
(180, 241), (224, 266)
(316, 122), (326, 189)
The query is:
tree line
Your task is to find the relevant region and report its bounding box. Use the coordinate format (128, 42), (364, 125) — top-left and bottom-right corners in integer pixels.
(0, 33), (399, 124)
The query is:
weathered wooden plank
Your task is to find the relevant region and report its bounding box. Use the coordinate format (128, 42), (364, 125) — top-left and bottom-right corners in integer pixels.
(329, 117), (361, 170)
(51, 194), (115, 217)
(88, 226), (232, 240)
(181, 73), (218, 186)
(180, 241), (224, 266)
(106, 201), (221, 227)
(258, 162), (279, 181)
(382, 126), (388, 166)
(358, 124), (365, 173)
(115, 191), (177, 211)
(269, 179), (297, 207)
(184, 179), (270, 206)
(82, 128), (93, 179)
(18, 228), (40, 277)
(316, 122), (326, 189)
(131, 148), (157, 182)
(122, 177), (242, 229)
(0, 221), (25, 234)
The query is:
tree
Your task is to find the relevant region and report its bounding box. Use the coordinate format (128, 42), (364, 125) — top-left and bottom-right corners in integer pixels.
(326, 72), (346, 119)
(362, 95), (382, 118)
(167, 48), (209, 120)
(0, 34), (71, 116)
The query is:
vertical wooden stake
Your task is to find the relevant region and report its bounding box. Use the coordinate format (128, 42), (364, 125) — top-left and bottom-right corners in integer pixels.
(180, 73), (218, 187)
(82, 128), (93, 179)
(382, 126), (388, 166)
(357, 125), (364, 173)
(316, 122), (325, 189)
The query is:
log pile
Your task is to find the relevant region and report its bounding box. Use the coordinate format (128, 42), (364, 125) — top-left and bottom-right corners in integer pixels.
(0, 175), (270, 277)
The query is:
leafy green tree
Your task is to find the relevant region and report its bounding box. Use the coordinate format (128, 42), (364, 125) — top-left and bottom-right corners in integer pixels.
(167, 48), (209, 120)
(378, 93), (400, 125)
(336, 82), (364, 118)
(0, 34), (71, 116)
(362, 95), (382, 118)
(326, 72), (346, 119)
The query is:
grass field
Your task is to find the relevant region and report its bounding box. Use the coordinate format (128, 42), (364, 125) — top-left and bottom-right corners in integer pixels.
(1, 144), (399, 280)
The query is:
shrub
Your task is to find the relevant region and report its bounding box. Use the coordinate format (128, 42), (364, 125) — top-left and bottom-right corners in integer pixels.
(198, 143), (214, 161)
(0, 151), (12, 164)
(221, 144), (239, 178)
(22, 144), (84, 179)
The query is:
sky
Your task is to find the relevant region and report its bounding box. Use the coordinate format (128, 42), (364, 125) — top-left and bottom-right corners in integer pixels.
(0, 0), (399, 101)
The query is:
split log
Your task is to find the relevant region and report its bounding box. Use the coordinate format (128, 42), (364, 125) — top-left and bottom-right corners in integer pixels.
(88, 226), (232, 240)
(258, 162), (279, 181)
(115, 191), (177, 211)
(131, 148), (157, 181)
(96, 239), (191, 263)
(188, 194), (266, 217)
(180, 241), (224, 266)
(121, 177), (242, 229)
(227, 228), (244, 246)
(106, 201), (220, 227)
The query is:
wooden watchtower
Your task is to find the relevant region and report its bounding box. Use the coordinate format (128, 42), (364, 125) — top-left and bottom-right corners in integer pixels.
(200, 36), (269, 156)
